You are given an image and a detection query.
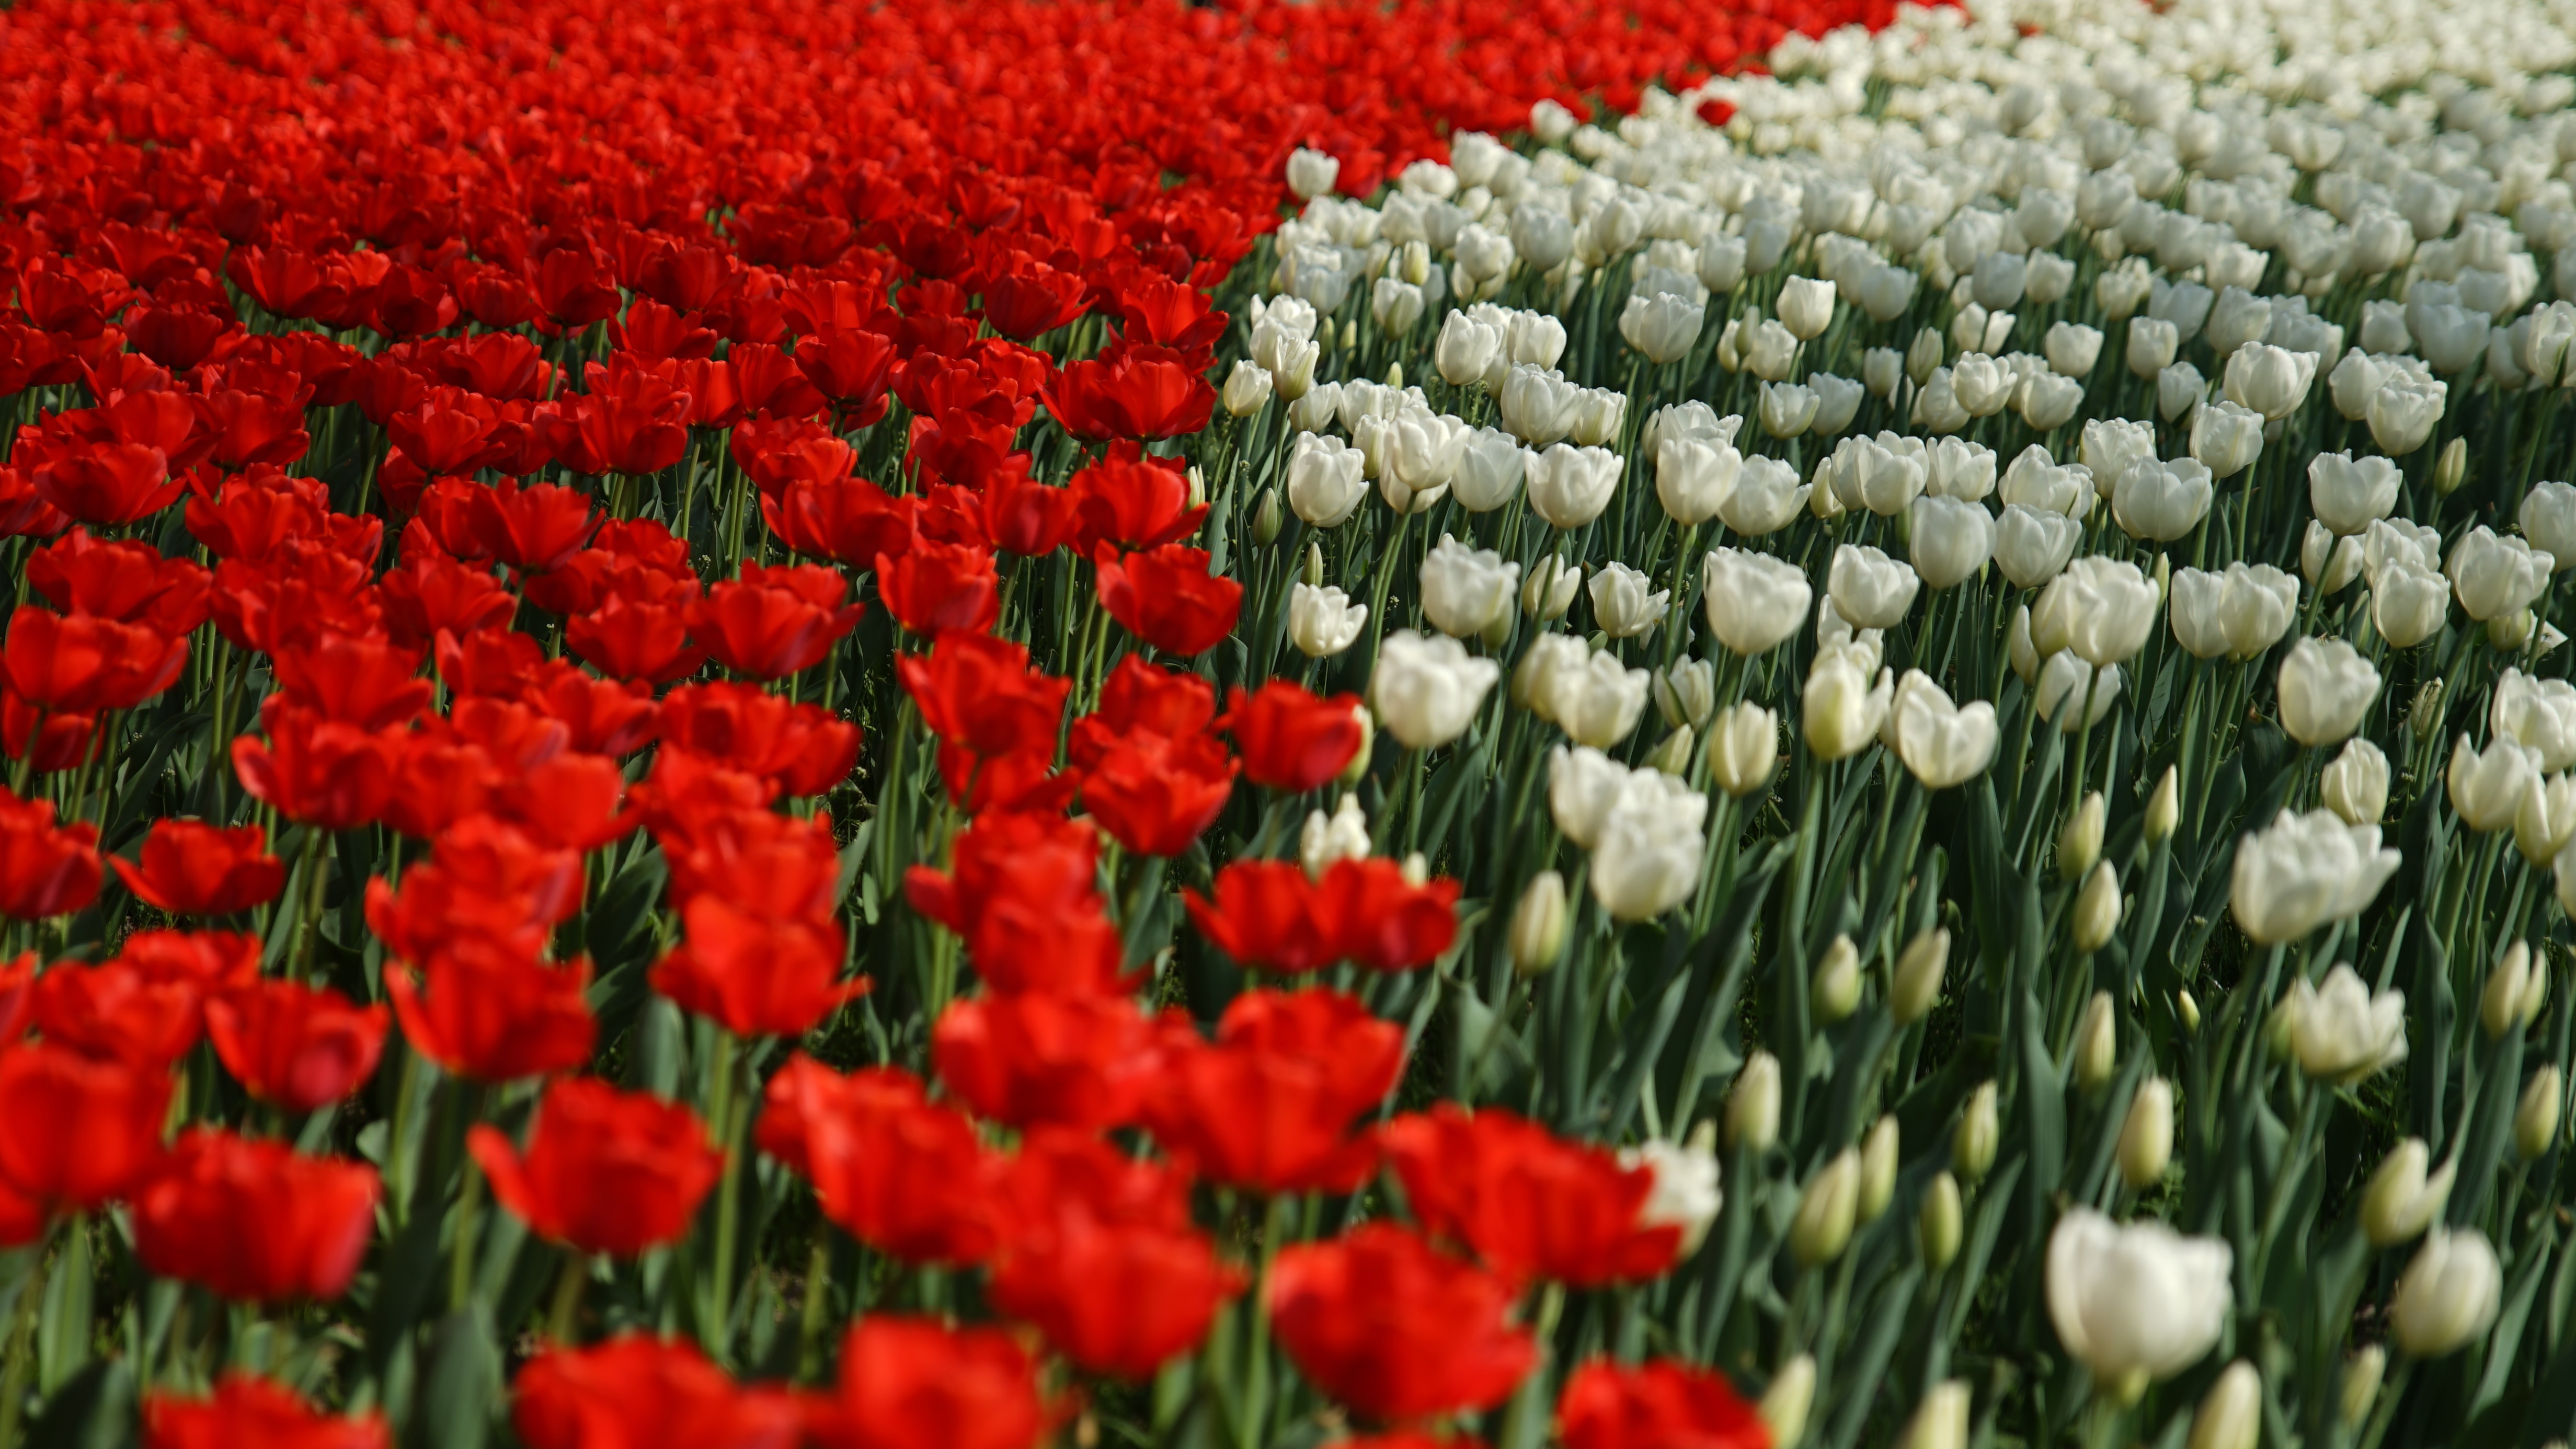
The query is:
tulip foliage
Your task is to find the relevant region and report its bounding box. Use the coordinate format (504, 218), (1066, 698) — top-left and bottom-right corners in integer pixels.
(7, 0), (2576, 1445)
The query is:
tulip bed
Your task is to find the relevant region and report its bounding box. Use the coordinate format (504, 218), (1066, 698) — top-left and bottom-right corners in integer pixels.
(9, 0), (2576, 1444)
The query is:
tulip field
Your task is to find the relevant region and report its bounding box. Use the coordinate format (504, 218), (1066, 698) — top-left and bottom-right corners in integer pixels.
(15, 0), (2576, 1443)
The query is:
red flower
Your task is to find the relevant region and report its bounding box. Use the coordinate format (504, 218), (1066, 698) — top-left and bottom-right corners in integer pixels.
(766, 473), (918, 572)
(0, 1041), (171, 1213)
(1312, 857), (1461, 972)
(231, 704), (406, 831)
(386, 939), (596, 1084)
(1068, 656), (1218, 767)
(268, 630), (435, 730)
(1043, 346), (1216, 440)
(4, 606), (188, 712)
(1069, 446), (1206, 551)
(895, 631), (1069, 762)
(470, 1076), (723, 1258)
(980, 259), (1089, 341)
(1095, 544), (1241, 656)
(989, 1209), (1242, 1382)
(28, 527), (210, 634)
(1557, 1359), (1771, 1449)
(902, 812), (1129, 997)
(806, 1317), (1047, 1449)
(691, 562), (864, 679)
(932, 992), (1182, 1131)
(473, 480), (601, 573)
(651, 894), (862, 1040)
(204, 979), (388, 1113)
(1382, 1106), (1679, 1288)
(877, 536), (1001, 636)
(565, 589), (705, 685)
(979, 463), (1081, 559)
(1267, 1224), (1537, 1423)
(1224, 682), (1366, 792)
(1079, 729), (1237, 856)
(0, 790), (101, 921)
(514, 1337), (802, 1449)
(754, 1056), (1005, 1266)
(1141, 989), (1401, 1195)
(380, 536), (519, 647)
(657, 682), (860, 796)
(26, 960), (205, 1068)
(143, 1375), (391, 1449)
(132, 1129), (379, 1303)
(1184, 860), (1333, 974)
(795, 328), (899, 423)
(33, 440), (185, 524)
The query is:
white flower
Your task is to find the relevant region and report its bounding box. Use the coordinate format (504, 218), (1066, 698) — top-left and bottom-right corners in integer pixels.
(1547, 743), (1632, 848)
(2112, 457), (2214, 542)
(1589, 770), (1708, 921)
(2229, 809), (2403, 945)
(1369, 630), (1500, 749)
(1299, 794), (1370, 878)
(1995, 504), (2082, 589)
(1587, 561), (1668, 640)
(2309, 452), (2403, 536)
(1512, 632), (1589, 722)
(1620, 290), (1705, 364)
(1620, 1135), (1721, 1255)
(2278, 637), (2381, 747)
(2449, 735), (2542, 833)
(2493, 669), (2576, 770)
(1434, 310), (1504, 388)
(1569, 388), (1625, 448)
(1803, 649), (1891, 761)
(1288, 582), (1368, 658)
(2360, 1140), (2455, 1247)
(1550, 650), (1651, 750)
(1925, 436), (1996, 502)
(1909, 496), (1995, 590)
(1525, 443), (1622, 529)
(1892, 671), (1999, 788)
(1719, 454), (1811, 536)
(2449, 526), (2555, 622)
(2389, 1231), (2503, 1359)
(1452, 427), (1528, 513)
(2168, 564), (2297, 661)
(1655, 435), (1741, 526)
(1286, 432), (1369, 528)
(1777, 274), (1836, 340)
(2320, 739), (2391, 825)
(1700, 547), (1811, 656)
(2034, 557), (2159, 667)
(1418, 534), (1518, 639)
(2035, 653), (2122, 733)
(1285, 147), (1340, 201)
(1827, 544), (1920, 629)
(2045, 321), (2103, 376)
(2188, 400), (2263, 479)
(2287, 964), (2408, 1084)
(2371, 559), (2450, 648)
(1497, 363), (1581, 446)
(2367, 374), (2446, 456)
(2221, 340), (2319, 419)
(2046, 1208), (2232, 1395)
(2520, 480), (2576, 569)
(1380, 410), (1468, 513)
(1834, 433), (1929, 516)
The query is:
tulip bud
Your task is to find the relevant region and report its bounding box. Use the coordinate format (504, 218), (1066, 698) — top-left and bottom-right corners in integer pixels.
(2177, 988), (2201, 1034)
(1954, 1081), (1999, 1182)
(2341, 1346), (2385, 1429)
(1727, 1052), (1781, 1154)
(1790, 1148), (1861, 1267)
(1899, 1381), (1970, 1449)
(1253, 488), (1283, 545)
(2117, 1077), (2173, 1189)
(1706, 703), (1780, 799)
(2145, 765), (2179, 844)
(2434, 434), (2468, 494)
(1338, 709), (1375, 785)
(1760, 1355), (1817, 1449)
(1383, 361), (1405, 390)
(1858, 1114), (1899, 1223)
(2390, 1229), (2504, 1358)
(1522, 554), (1581, 620)
(2058, 790), (2105, 880)
(2361, 1137), (2454, 1247)
(1508, 870), (1569, 977)
(1185, 465), (1207, 510)
(2410, 677), (2446, 741)
(2186, 1361), (2260, 1449)
(2074, 991), (2117, 1089)
(1893, 926), (1951, 1024)
(1907, 328), (1945, 385)
(2073, 862), (2122, 952)
(2518, 1066), (2563, 1159)
(1919, 1170), (1963, 1270)
(1813, 935), (1863, 1025)
(1645, 724), (1696, 777)
(2482, 941), (2539, 1039)
(2263, 988), (2302, 1062)
(1339, 319), (1358, 352)
(1303, 540), (1324, 588)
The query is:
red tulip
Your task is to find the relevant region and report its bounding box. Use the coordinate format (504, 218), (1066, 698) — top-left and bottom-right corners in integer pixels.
(4, 606), (188, 712)
(1267, 1224), (1537, 1422)
(902, 811), (1129, 997)
(1094, 543), (1242, 656)
(1223, 682), (1367, 792)
(268, 630), (435, 730)
(990, 1210), (1242, 1381)
(1558, 1359), (1771, 1449)
(650, 894), (861, 1040)
(26, 960), (204, 1068)
(386, 939), (596, 1084)
(27, 527), (210, 634)
(1043, 344), (1215, 440)
(1069, 446), (1206, 552)
(894, 630), (1070, 763)
(876, 537), (1001, 636)
(204, 979), (388, 1113)
(932, 992), (1184, 1131)
(132, 1129), (379, 1303)
(34, 440), (184, 524)
(472, 479), (601, 573)
(143, 1375), (391, 1449)
(1382, 1105), (1680, 1287)
(230, 703), (406, 831)
(1311, 857), (1462, 972)
(0, 790), (101, 921)
(1079, 728), (1237, 856)
(805, 1317), (1047, 1449)
(112, 819), (287, 916)
(514, 1337), (802, 1449)
(1184, 859), (1334, 974)
(1068, 656), (1218, 767)
(690, 562), (863, 679)
(1141, 989), (1401, 1195)
(0, 1041), (171, 1213)
(754, 1056), (1005, 1266)
(470, 1076), (724, 1257)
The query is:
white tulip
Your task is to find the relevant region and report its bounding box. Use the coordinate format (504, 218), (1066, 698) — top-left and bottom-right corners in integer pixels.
(1925, 436), (1997, 502)
(1547, 744), (1632, 848)
(1999, 445), (2092, 518)
(1803, 649), (1892, 761)
(1909, 496), (1995, 590)
(1589, 769), (1708, 921)
(2229, 810), (2403, 945)
(1827, 544), (1921, 629)
(1569, 388), (1625, 448)
(1587, 561), (1668, 640)
(1655, 436), (1741, 526)
(1505, 310), (1568, 370)
(1285, 148), (1340, 200)
(2494, 669), (2576, 770)
(1550, 650), (1651, 750)
(1512, 632), (1588, 721)
(2320, 738), (2391, 825)
(1621, 1133), (1722, 1255)
(2520, 480), (2576, 569)
(1652, 658), (1715, 730)
(2309, 451), (2403, 536)
(1720, 454), (1811, 536)
(2221, 340), (2319, 419)
(2112, 457), (2214, 542)
(2360, 1139), (2455, 1247)
(2368, 374), (2447, 455)
(1418, 534), (1519, 639)
(1521, 555), (1581, 622)
(1286, 432), (1370, 528)
(1777, 274), (1836, 339)
(1369, 630), (1501, 749)
(2126, 315), (2181, 378)
(1525, 443), (1622, 530)
(1288, 582), (1368, 658)
(2372, 560), (2451, 648)
(2034, 556), (2159, 666)
(1706, 703), (1779, 799)
(1701, 548), (1812, 656)
(2035, 653), (2122, 733)
(2167, 563), (2297, 661)
(2189, 399), (2264, 479)
(1892, 671), (1999, 788)
(1497, 363), (1581, 446)
(1300, 794), (1370, 878)
(2287, 963), (2409, 1084)
(1434, 310), (1504, 388)
(2450, 526), (2556, 621)
(1995, 504), (2083, 589)
(2389, 1231), (2503, 1359)
(1452, 427), (1528, 513)
(2279, 637), (2382, 746)
(2045, 321), (2104, 376)
(2450, 734), (2542, 832)
(1620, 290), (1705, 364)
(2045, 1208), (2232, 1397)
